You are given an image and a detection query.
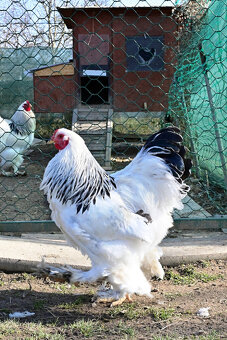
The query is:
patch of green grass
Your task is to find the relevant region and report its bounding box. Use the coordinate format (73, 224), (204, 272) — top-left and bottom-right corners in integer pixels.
(165, 264), (223, 285)
(58, 295), (90, 309)
(109, 302), (141, 320)
(29, 321), (64, 340)
(58, 301), (78, 310)
(114, 117), (161, 136)
(152, 336), (177, 340)
(151, 331), (221, 340)
(21, 273), (36, 281)
(34, 300), (46, 310)
(24, 332), (65, 340)
(164, 292), (184, 300)
(117, 321), (135, 337)
(109, 303), (175, 321)
(191, 331), (221, 340)
(165, 270), (193, 285)
(88, 288), (95, 295)
(55, 282), (74, 294)
(0, 320), (18, 337)
(146, 307), (175, 321)
(198, 260), (211, 268)
(68, 319), (103, 337)
(0, 321), (65, 340)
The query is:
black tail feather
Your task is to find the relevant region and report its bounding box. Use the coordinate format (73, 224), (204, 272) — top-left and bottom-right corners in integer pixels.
(143, 126), (192, 182)
(182, 158), (193, 180)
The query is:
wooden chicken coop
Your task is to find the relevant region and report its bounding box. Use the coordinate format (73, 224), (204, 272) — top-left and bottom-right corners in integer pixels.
(33, 5), (178, 168)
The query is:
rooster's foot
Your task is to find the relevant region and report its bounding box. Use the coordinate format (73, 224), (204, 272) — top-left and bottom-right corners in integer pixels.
(1, 170), (14, 177)
(93, 290), (132, 307)
(1, 170), (26, 177)
(111, 294), (132, 307)
(16, 170), (26, 176)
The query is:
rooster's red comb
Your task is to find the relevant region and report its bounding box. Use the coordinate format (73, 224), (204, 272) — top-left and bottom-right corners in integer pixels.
(23, 100), (31, 111)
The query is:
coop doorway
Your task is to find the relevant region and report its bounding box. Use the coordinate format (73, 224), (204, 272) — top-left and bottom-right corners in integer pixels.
(80, 68), (109, 105)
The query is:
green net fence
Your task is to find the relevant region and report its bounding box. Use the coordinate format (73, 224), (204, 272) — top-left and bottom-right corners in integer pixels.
(169, 0), (227, 190)
(0, 0), (226, 226)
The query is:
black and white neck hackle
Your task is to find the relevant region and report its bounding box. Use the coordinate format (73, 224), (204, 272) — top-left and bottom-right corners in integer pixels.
(41, 145), (116, 214)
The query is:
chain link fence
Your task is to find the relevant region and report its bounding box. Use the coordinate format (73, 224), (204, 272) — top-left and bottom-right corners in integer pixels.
(0, 0), (226, 231)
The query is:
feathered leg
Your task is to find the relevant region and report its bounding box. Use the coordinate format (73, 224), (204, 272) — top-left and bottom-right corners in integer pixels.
(12, 154), (26, 175)
(150, 257), (165, 280)
(36, 262), (133, 306)
(142, 246), (164, 280)
(36, 260), (73, 283)
(36, 225), (110, 287)
(1, 154), (25, 176)
(36, 258), (108, 284)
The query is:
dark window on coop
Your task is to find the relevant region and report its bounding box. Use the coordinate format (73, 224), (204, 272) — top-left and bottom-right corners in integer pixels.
(126, 35), (164, 71)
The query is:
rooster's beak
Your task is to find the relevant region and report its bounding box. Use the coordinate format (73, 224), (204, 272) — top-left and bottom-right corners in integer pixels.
(47, 140), (54, 145)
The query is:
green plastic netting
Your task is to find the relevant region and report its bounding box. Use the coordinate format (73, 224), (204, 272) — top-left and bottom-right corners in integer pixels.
(168, 0), (227, 189)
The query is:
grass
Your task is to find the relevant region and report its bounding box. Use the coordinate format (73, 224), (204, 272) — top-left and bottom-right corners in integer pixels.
(164, 292), (184, 300)
(190, 332), (222, 340)
(165, 264), (223, 285)
(55, 282), (74, 294)
(0, 320), (18, 337)
(68, 319), (104, 337)
(21, 273), (37, 281)
(198, 260), (211, 268)
(117, 321), (135, 337)
(0, 320), (63, 340)
(152, 332), (221, 340)
(147, 307), (175, 321)
(58, 295), (91, 309)
(109, 302), (141, 320)
(109, 302), (175, 321)
(0, 314), (222, 340)
(114, 117), (161, 136)
(33, 300), (46, 311)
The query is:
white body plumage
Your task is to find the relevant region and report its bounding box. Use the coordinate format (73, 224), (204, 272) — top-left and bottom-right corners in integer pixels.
(41, 128), (189, 300)
(0, 117), (11, 153)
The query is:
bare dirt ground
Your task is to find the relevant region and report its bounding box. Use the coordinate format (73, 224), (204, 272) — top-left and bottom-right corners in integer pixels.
(0, 144), (226, 222)
(0, 260), (226, 339)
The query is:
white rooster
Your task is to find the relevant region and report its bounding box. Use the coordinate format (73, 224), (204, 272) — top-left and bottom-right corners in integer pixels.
(0, 100), (36, 176)
(40, 126), (191, 305)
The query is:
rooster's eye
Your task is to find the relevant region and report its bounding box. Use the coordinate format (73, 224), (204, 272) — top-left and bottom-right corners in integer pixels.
(58, 134), (63, 139)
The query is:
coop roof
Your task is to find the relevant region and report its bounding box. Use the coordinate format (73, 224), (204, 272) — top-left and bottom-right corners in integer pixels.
(57, 4), (175, 29)
(30, 62), (74, 77)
